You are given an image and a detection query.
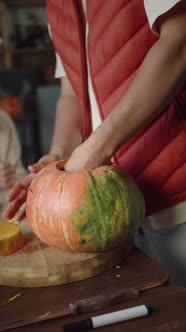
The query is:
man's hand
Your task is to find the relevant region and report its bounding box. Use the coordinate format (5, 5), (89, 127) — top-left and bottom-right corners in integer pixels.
(64, 140), (111, 172)
(28, 153), (68, 173)
(3, 154), (66, 221)
(3, 172), (35, 221)
(0, 162), (16, 190)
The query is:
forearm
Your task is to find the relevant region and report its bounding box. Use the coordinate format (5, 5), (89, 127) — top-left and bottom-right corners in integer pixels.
(88, 33), (186, 159)
(50, 95), (83, 156)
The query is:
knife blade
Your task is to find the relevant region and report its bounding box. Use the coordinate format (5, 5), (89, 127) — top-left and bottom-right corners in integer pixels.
(0, 288), (138, 331)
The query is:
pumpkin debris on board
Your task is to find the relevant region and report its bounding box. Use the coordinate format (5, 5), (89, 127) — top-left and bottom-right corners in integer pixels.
(0, 221), (25, 256)
(26, 161), (145, 252)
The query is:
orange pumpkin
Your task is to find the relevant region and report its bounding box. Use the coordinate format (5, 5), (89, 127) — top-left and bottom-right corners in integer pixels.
(26, 161), (145, 252)
(0, 96), (23, 118)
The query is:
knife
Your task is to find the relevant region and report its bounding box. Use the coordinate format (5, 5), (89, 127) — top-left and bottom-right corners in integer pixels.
(0, 288), (138, 331)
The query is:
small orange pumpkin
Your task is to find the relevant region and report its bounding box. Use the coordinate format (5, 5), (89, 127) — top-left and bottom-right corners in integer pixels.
(26, 161), (145, 252)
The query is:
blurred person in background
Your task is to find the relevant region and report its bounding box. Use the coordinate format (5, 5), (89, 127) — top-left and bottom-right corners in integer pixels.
(0, 110), (26, 210)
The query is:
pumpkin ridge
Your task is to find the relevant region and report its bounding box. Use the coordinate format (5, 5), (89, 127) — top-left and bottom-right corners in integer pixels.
(58, 172), (74, 251)
(27, 169), (50, 238)
(29, 169), (48, 193)
(86, 171), (105, 247)
(89, 170), (123, 249)
(101, 169), (130, 240)
(106, 168), (144, 235)
(27, 167), (62, 244)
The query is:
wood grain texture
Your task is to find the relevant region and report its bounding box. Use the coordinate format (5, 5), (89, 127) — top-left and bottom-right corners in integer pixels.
(0, 248), (169, 331)
(60, 286), (186, 332)
(0, 289), (139, 330)
(0, 221), (134, 287)
(1, 286), (184, 332)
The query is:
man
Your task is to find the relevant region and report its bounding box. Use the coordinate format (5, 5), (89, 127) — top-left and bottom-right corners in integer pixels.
(4, 1), (186, 285)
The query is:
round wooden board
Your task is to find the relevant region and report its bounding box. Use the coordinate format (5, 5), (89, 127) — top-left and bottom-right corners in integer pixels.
(0, 221), (134, 288)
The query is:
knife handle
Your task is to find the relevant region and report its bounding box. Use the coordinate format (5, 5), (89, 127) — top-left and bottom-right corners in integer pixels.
(69, 288), (139, 314)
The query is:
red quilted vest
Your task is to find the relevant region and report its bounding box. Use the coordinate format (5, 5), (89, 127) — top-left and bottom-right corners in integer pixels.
(47, 0), (186, 216)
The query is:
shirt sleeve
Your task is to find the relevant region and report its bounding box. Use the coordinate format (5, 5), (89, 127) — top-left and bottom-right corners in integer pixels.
(144, 0), (182, 35)
(48, 23), (66, 78)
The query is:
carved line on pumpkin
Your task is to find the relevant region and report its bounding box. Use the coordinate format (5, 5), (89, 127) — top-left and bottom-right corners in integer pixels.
(58, 170), (76, 251)
(28, 169), (48, 195)
(26, 169), (49, 241)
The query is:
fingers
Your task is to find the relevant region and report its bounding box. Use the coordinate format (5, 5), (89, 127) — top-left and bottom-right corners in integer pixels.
(28, 154), (56, 173)
(8, 173), (35, 202)
(3, 153), (68, 220)
(7, 182), (26, 201)
(3, 189), (27, 220)
(7, 173), (35, 202)
(16, 206), (26, 221)
(28, 163), (42, 173)
(3, 173), (35, 220)
(28, 154), (68, 173)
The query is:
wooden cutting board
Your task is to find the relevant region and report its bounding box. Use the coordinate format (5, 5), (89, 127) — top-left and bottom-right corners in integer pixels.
(0, 220), (134, 288)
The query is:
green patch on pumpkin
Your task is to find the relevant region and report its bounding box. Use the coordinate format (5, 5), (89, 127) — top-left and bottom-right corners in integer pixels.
(70, 169), (134, 250)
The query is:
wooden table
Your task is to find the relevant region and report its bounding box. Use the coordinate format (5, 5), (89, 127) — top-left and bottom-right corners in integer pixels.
(1, 286), (186, 332)
(62, 286), (186, 332)
(0, 247), (172, 332)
